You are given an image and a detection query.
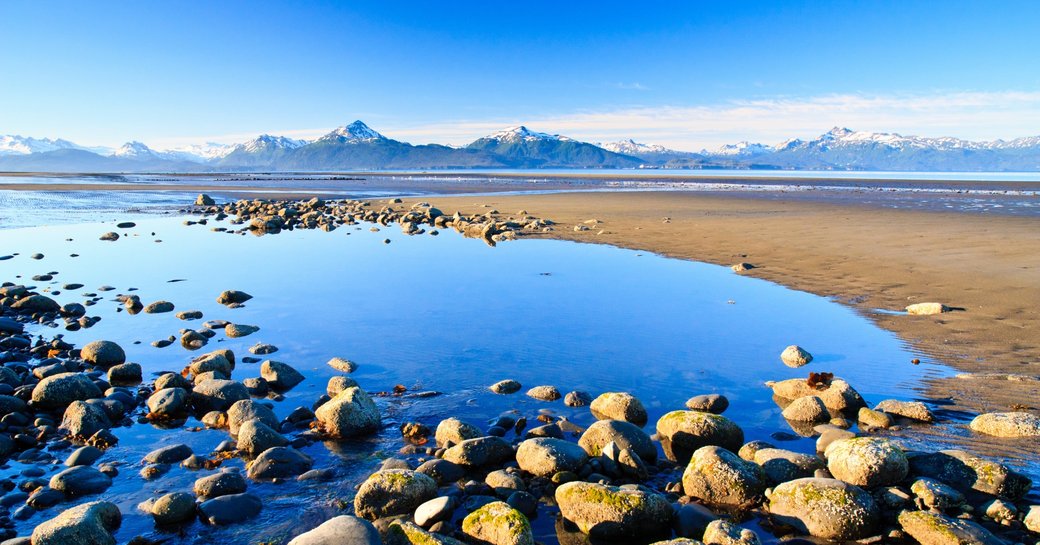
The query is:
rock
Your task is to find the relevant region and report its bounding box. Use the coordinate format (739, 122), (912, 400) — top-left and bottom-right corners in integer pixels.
(858, 407), (893, 429)
(906, 302), (950, 315)
(143, 301), (174, 313)
(30, 501), (121, 545)
(969, 411), (1040, 437)
(49, 465), (112, 496)
(194, 470), (247, 498)
(461, 501), (534, 545)
(326, 357), (357, 373)
(151, 492), (195, 525)
(908, 450), (1031, 500)
(199, 492), (262, 525)
(564, 390), (592, 407)
(289, 515), (381, 545)
(224, 323), (259, 338)
(825, 437), (908, 487)
(738, 440), (776, 461)
(555, 481), (672, 539)
(590, 392), (648, 426)
(753, 448), (823, 483)
(682, 446), (766, 507)
(673, 502), (718, 539)
(816, 426), (855, 453)
(769, 377), (866, 411)
(910, 478), (965, 511)
(685, 394), (729, 414)
(768, 478), (878, 540)
(1024, 505), (1040, 533)
(414, 496), (455, 527)
(781, 396), (829, 422)
(65, 445), (104, 467)
(237, 419), (288, 456)
(490, 379), (521, 394)
(898, 510), (1004, 545)
(246, 446), (312, 480)
(177, 310), (203, 320)
(578, 419), (657, 463)
(655, 410), (744, 463)
(387, 520), (465, 545)
(155, 372), (192, 390)
(516, 438), (588, 477)
(353, 469), (437, 520)
(731, 262), (755, 272)
(874, 399), (934, 422)
(261, 360), (305, 390)
(416, 458), (465, 485)
(80, 340), (126, 367)
(981, 498), (1016, 523)
(314, 387), (381, 437)
(144, 444), (193, 464)
(227, 399), (279, 435)
(191, 379), (249, 412)
(435, 417), (482, 447)
(525, 385), (561, 401)
(216, 290), (252, 305)
(326, 376), (359, 397)
(195, 194), (215, 206)
(11, 294), (60, 313)
(60, 400), (111, 438)
(188, 352), (233, 377)
(442, 436), (514, 467)
(780, 345), (813, 368)
(702, 519), (761, 545)
(32, 372), (102, 409)
(147, 387), (188, 416)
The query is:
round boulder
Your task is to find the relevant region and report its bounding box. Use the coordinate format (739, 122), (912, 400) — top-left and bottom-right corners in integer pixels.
(461, 501), (534, 545)
(578, 419), (657, 463)
(768, 478), (878, 540)
(825, 437), (908, 488)
(314, 386), (381, 438)
(682, 446), (766, 507)
(80, 340), (126, 367)
(32, 372), (103, 410)
(30, 501), (121, 545)
(353, 469), (437, 520)
(655, 410), (744, 463)
(780, 345), (813, 367)
(590, 392), (648, 426)
(516, 438), (588, 477)
(555, 481), (673, 539)
(288, 515), (381, 545)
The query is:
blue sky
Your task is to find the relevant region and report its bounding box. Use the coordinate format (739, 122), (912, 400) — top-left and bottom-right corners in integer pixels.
(2, 1), (1038, 151)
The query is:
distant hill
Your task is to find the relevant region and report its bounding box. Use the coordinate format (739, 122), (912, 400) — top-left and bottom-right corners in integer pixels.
(465, 126), (642, 168)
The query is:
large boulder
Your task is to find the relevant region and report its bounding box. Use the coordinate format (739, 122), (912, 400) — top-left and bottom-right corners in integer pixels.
(655, 410), (743, 463)
(516, 438), (588, 477)
(387, 521), (465, 545)
(289, 515), (381, 545)
(246, 446), (312, 480)
(769, 377), (865, 411)
(227, 399), (279, 435)
(908, 450), (1032, 500)
(590, 392), (648, 426)
(60, 400), (112, 438)
(767, 478), (878, 540)
(825, 437), (908, 487)
(31, 372), (102, 410)
(461, 501), (534, 545)
(682, 446), (765, 507)
(874, 399), (934, 422)
(191, 379), (249, 412)
(442, 436), (514, 468)
(898, 510), (1004, 545)
(30, 501), (121, 545)
(969, 412), (1040, 437)
(578, 419), (657, 463)
(353, 469), (437, 520)
(49, 465), (113, 496)
(237, 419), (289, 456)
(199, 492), (262, 525)
(314, 387), (381, 438)
(260, 360), (305, 391)
(80, 340), (126, 367)
(555, 481), (673, 539)
(435, 417), (482, 447)
(150, 492), (196, 525)
(11, 294), (60, 313)
(147, 387), (189, 416)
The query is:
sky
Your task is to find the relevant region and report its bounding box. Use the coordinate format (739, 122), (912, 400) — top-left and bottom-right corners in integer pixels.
(1, 1), (1039, 152)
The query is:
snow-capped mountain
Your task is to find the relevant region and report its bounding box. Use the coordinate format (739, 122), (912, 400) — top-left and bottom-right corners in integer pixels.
(710, 141), (775, 156)
(466, 126), (641, 168)
(599, 139), (672, 155)
(237, 135), (307, 153)
(318, 120), (386, 143)
(0, 135), (90, 156)
(478, 126), (573, 144)
(162, 142), (237, 163)
(110, 141), (166, 160)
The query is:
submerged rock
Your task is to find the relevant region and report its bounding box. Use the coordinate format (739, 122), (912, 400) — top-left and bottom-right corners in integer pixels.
(490, 379), (522, 394)
(217, 289), (252, 305)
(555, 481), (672, 539)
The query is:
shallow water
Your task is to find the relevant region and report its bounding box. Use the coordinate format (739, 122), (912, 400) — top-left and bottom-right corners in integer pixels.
(0, 211), (1016, 544)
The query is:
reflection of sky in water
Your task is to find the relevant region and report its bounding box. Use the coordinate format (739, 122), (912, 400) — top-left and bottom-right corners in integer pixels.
(0, 216), (1012, 544)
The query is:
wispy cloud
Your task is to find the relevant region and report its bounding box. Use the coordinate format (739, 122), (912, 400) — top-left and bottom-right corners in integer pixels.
(613, 82), (650, 91)
(151, 90), (1040, 152)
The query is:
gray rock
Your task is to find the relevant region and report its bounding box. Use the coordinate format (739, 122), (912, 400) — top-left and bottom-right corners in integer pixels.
(151, 492), (195, 525)
(753, 448), (824, 483)
(825, 437), (908, 487)
(564, 390), (592, 407)
(578, 419), (657, 463)
(525, 385), (561, 401)
(434, 417), (482, 447)
(106, 363), (142, 386)
(486, 469), (526, 497)
(781, 396), (829, 423)
(555, 481), (672, 539)
(516, 438), (588, 477)
(590, 392), (648, 426)
(155, 372), (192, 390)
(49, 465), (113, 496)
(227, 399), (279, 435)
(191, 379), (249, 412)
(655, 410), (744, 463)
(910, 478), (965, 511)
(442, 436), (514, 467)
(353, 469), (437, 520)
(673, 502), (718, 539)
(314, 386), (381, 437)
(908, 450), (1031, 499)
(490, 379), (521, 394)
(144, 301), (174, 314)
(874, 399), (934, 422)
(702, 519), (761, 545)
(246, 446), (312, 480)
(65, 446), (104, 467)
(682, 446), (766, 507)
(461, 501), (534, 545)
(31, 372), (102, 410)
(30, 501), (121, 545)
(59, 400), (111, 438)
(196, 194), (215, 206)
(147, 387), (188, 416)
(288, 515), (381, 545)
(80, 340), (126, 367)
(237, 418), (288, 456)
(260, 360), (304, 390)
(767, 478), (878, 540)
(969, 411), (1040, 437)
(194, 470), (247, 498)
(216, 290), (252, 305)
(416, 458), (465, 485)
(685, 394), (729, 414)
(779, 345), (813, 368)
(414, 496), (455, 528)
(737, 440), (776, 461)
(11, 294), (60, 313)
(769, 377), (866, 411)
(144, 444), (193, 464)
(199, 492), (262, 525)
(898, 510), (1004, 545)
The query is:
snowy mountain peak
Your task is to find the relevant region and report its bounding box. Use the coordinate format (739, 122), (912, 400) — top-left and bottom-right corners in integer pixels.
(239, 134), (308, 153)
(824, 127), (855, 138)
(0, 135), (86, 156)
(162, 142), (237, 162)
(112, 141), (158, 158)
(321, 120), (385, 142)
(599, 139), (671, 155)
(483, 126), (573, 143)
(712, 141), (774, 156)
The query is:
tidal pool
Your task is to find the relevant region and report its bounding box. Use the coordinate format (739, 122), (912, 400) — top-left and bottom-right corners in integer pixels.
(0, 212), (953, 543)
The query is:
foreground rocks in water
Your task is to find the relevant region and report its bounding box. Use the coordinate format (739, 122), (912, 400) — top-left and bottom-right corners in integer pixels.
(30, 501), (121, 545)
(326, 356), (357, 373)
(780, 395), (829, 423)
(590, 392), (648, 426)
(874, 399), (935, 422)
(353, 469), (437, 520)
(224, 323), (259, 338)
(260, 359), (305, 390)
(910, 478), (966, 511)
(525, 385), (561, 401)
(753, 448), (824, 483)
(246, 446), (312, 480)
(515, 437), (588, 477)
(767, 478), (878, 540)
(685, 394), (729, 414)
(194, 470), (248, 498)
(32, 372), (103, 409)
(969, 411), (1040, 437)
(768, 377), (865, 411)
(107, 362), (142, 386)
(150, 491), (196, 525)
(79, 340), (126, 367)
(147, 387), (189, 417)
(682, 446), (766, 507)
(435, 417), (482, 447)
(898, 510), (1004, 545)
(461, 500), (534, 545)
(579, 419), (657, 463)
(779, 345), (813, 367)
(490, 379), (522, 394)
(314, 386), (381, 437)
(825, 437), (908, 487)
(906, 302), (950, 315)
(237, 418), (289, 455)
(908, 450), (1032, 500)
(11, 293), (61, 313)
(655, 410), (744, 462)
(199, 492), (262, 525)
(50, 465), (113, 496)
(289, 515), (381, 545)
(60, 400), (112, 438)
(143, 300), (174, 313)
(702, 519), (761, 545)
(442, 436), (514, 467)
(227, 399), (279, 434)
(191, 379), (250, 412)
(387, 520), (465, 545)
(217, 289), (252, 305)
(555, 481), (673, 539)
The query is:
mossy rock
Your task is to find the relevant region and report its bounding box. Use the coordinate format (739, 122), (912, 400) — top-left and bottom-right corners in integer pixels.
(577, 420), (657, 463)
(681, 446), (766, 507)
(460, 501), (533, 545)
(767, 477), (878, 540)
(907, 449), (1032, 500)
(655, 410), (743, 463)
(386, 520), (466, 545)
(555, 481), (673, 539)
(353, 469), (437, 520)
(590, 392), (648, 427)
(825, 437), (908, 488)
(898, 510), (1004, 545)
(769, 377), (865, 411)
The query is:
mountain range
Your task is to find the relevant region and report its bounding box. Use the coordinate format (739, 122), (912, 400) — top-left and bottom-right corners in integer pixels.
(2, 121), (1038, 172)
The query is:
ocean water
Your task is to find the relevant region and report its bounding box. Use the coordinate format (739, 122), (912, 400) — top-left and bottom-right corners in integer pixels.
(0, 210), (996, 544)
